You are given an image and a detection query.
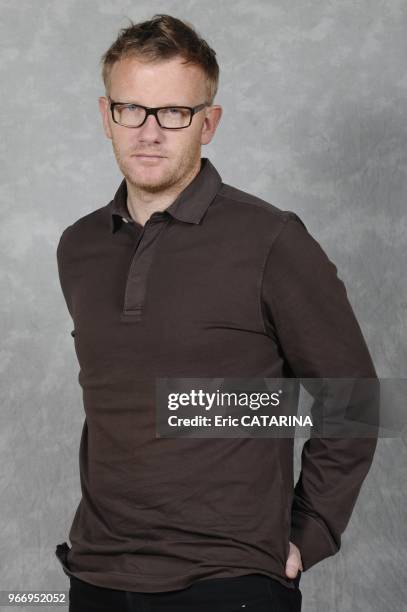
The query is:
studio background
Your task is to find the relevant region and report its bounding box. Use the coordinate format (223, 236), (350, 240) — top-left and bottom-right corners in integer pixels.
(1, 1), (406, 611)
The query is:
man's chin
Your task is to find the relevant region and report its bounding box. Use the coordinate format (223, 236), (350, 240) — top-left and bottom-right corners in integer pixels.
(134, 181), (171, 193)
(123, 165), (175, 192)
(126, 175), (172, 193)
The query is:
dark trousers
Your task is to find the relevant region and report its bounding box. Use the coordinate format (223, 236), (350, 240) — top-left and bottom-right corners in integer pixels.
(69, 572), (302, 612)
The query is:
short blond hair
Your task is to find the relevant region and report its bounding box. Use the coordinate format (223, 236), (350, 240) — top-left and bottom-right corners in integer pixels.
(100, 14), (220, 104)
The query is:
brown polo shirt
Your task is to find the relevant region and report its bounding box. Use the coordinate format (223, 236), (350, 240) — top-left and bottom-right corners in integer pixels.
(55, 157), (377, 593)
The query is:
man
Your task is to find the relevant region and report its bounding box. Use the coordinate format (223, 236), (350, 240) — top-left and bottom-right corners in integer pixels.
(55, 13), (378, 612)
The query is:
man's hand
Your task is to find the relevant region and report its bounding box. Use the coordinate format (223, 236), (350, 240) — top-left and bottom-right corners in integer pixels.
(285, 541), (303, 578)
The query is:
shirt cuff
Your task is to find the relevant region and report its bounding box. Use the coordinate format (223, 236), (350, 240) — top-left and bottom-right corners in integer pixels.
(290, 510), (339, 571)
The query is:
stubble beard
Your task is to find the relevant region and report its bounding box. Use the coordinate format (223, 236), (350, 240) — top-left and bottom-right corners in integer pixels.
(111, 140), (200, 194)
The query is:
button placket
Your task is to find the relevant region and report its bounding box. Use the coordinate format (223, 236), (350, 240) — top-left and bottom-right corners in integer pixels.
(122, 215), (169, 320)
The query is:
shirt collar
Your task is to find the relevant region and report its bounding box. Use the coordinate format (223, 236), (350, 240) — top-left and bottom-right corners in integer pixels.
(109, 157), (222, 233)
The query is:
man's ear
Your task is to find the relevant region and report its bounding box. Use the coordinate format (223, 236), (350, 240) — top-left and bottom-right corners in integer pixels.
(98, 96), (113, 140)
(200, 105), (223, 146)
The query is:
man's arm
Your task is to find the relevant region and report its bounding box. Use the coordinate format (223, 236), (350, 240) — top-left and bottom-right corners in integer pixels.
(56, 227), (74, 321)
(261, 213), (378, 572)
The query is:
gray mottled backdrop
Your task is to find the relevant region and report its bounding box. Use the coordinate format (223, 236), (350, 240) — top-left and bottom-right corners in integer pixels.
(1, 1), (406, 611)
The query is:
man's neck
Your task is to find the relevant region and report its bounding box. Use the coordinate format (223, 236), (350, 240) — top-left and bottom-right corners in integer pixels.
(126, 158), (202, 227)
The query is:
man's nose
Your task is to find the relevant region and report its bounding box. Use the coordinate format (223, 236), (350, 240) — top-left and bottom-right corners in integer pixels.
(137, 113), (163, 140)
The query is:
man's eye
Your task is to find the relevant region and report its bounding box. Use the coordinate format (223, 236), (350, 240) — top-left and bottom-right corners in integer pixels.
(163, 107), (181, 115)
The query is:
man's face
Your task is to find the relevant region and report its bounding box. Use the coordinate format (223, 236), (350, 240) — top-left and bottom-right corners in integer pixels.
(98, 55), (222, 193)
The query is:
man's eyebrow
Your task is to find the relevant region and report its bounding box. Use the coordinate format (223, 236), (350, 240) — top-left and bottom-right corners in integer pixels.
(115, 100), (189, 107)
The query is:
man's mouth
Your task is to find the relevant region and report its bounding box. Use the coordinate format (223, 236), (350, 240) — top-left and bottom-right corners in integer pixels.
(135, 154), (165, 158)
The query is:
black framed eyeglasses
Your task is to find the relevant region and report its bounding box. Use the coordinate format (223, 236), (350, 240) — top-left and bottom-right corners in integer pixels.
(108, 98), (210, 129)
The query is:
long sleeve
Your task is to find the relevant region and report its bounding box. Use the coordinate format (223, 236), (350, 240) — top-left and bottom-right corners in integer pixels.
(56, 226), (74, 321)
(261, 213), (378, 571)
